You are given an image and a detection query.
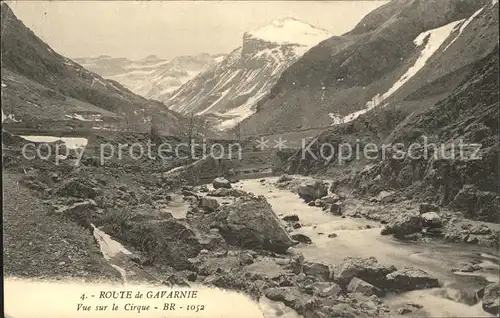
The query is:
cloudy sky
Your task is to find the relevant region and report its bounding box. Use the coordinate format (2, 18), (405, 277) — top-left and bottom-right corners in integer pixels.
(8, 1), (387, 60)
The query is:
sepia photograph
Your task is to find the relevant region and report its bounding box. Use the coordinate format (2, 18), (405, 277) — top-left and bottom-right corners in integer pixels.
(1, 0), (499, 317)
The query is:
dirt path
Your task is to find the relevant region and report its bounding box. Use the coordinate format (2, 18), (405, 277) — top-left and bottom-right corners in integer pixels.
(3, 172), (120, 281)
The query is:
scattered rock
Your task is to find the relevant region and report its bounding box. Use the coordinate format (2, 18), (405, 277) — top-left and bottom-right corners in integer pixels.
(298, 181), (328, 203)
(303, 262), (331, 281)
(482, 283), (500, 315)
(54, 178), (100, 199)
(207, 188), (246, 197)
(385, 267), (439, 292)
(282, 215), (299, 222)
(420, 212), (442, 227)
(330, 202), (343, 215)
(293, 223), (302, 229)
(374, 191), (396, 204)
(213, 177), (231, 189)
(306, 282), (342, 298)
(277, 174), (293, 183)
(396, 307), (412, 315)
(291, 234), (312, 245)
(182, 189), (199, 198)
(199, 197), (220, 212)
(239, 252), (255, 265)
(347, 277), (382, 297)
(328, 233), (338, 238)
(52, 200), (98, 227)
(334, 257), (397, 287)
(419, 203), (440, 214)
(314, 199), (325, 207)
(321, 194), (340, 204)
(196, 185), (210, 192)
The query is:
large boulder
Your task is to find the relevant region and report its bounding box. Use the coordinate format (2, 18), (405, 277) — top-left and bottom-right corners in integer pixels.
(382, 212), (422, 238)
(482, 283), (500, 315)
(298, 181), (328, 203)
(385, 267), (439, 292)
(213, 177), (232, 189)
(333, 257), (396, 287)
(209, 195), (294, 253)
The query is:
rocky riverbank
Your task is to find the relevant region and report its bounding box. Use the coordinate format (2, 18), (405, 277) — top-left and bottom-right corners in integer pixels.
(3, 130), (499, 317)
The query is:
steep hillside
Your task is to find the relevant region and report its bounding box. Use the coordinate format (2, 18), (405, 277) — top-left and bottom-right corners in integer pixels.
(285, 43), (499, 222)
(239, 0), (493, 135)
(164, 18), (332, 130)
(0, 3), (183, 134)
(74, 54), (222, 100)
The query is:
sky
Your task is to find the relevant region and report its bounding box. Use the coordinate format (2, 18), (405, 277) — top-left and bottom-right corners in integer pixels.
(8, 1), (388, 60)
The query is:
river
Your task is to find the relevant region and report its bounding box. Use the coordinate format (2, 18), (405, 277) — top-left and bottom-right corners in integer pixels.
(235, 177), (499, 317)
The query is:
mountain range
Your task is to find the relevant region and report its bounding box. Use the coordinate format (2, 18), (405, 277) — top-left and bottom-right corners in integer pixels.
(74, 53), (224, 101)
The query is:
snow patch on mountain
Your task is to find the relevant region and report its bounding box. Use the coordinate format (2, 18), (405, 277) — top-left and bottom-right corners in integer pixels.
(365, 19), (464, 110)
(444, 7), (485, 52)
(333, 19), (464, 127)
(247, 17), (331, 46)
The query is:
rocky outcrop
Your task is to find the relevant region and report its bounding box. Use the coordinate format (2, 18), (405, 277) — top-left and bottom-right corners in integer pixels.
(207, 195), (294, 253)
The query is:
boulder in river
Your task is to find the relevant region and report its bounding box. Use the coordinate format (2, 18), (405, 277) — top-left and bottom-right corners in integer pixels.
(330, 202), (343, 215)
(209, 195), (294, 253)
(213, 177), (232, 189)
(383, 212), (422, 238)
(334, 256), (397, 287)
(282, 214), (299, 222)
(482, 282), (500, 315)
(385, 267), (439, 292)
(291, 234), (312, 245)
(298, 181), (328, 203)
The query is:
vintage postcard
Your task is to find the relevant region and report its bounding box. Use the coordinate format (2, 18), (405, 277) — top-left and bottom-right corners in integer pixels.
(1, 0), (499, 317)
